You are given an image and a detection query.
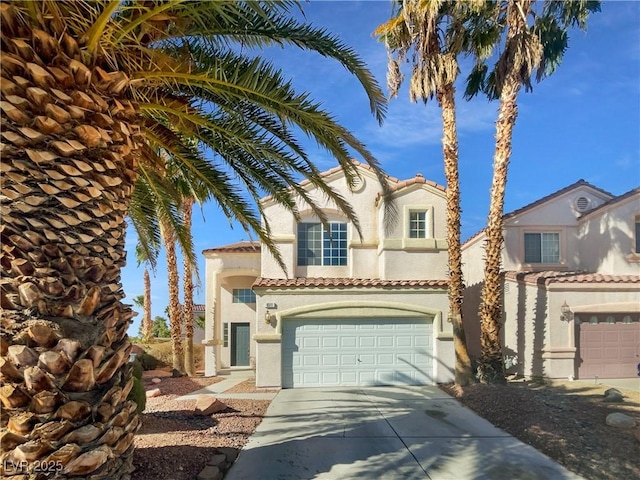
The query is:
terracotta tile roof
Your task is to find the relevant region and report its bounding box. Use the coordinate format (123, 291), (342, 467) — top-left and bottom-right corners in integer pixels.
(375, 173), (445, 205)
(387, 173), (445, 193)
(463, 179), (614, 246)
(504, 270), (640, 286)
(193, 304), (206, 312)
(202, 241), (260, 254)
(578, 186), (640, 219)
(253, 277), (448, 289)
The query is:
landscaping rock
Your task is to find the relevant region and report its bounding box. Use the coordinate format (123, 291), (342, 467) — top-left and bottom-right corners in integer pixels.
(197, 465), (222, 480)
(207, 454), (228, 469)
(151, 377), (162, 384)
(146, 388), (161, 398)
(605, 413), (636, 429)
(634, 428), (640, 443)
(216, 446), (239, 463)
(195, 395), (227, 415)
(602, 388), (624, 403)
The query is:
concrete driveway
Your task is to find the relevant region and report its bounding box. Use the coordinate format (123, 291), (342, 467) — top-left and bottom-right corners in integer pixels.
(225, 386), (581, 480)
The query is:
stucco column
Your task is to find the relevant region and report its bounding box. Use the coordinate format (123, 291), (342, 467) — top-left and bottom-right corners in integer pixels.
(204, 269), (220, 377)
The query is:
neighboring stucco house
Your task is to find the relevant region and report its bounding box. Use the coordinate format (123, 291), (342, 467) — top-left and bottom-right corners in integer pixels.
(462, 180), (640, 380)
(203, 162), (457, 388)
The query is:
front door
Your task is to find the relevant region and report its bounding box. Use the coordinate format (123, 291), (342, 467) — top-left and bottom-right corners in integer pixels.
(231, 323), (250, 366)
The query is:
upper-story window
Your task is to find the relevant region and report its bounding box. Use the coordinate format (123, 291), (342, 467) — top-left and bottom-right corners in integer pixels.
(232, 288), (256, 303)
(409, 211), (427, 238)
(298, 222), (347, 266)
(524, 232), (560, 263)
(635, 216), (640, 254)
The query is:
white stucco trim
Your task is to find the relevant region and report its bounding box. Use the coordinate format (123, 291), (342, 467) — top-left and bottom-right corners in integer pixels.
(571, 301), (640, 313)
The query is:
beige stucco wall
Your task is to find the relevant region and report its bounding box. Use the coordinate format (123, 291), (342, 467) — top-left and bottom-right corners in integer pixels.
(501, 280), (640, 379)
(260, 166), (449, 281)
(252, 287), (455, 388)
(203, 252), (260, 376)
(577, 193), (640, 275)
(461, 185), (638, 377)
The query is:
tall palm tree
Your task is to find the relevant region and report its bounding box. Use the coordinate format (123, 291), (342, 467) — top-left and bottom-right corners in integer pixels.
(0, 2), (394, 477)
(464, 0), (600, 384)
(134, 244), (157, 343)
(375, 0), (497, 386)
(181, 196), (197, 376)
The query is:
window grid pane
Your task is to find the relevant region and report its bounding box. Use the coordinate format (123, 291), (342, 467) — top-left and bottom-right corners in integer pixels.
(541, 233), (560, 263)
(409, 211), (427, 238)
(635, 220), (640, 253)
(232, 288), (256, 303)
(298, 222), (347, 266)
(323, 223), (347, 266)
(223, 323), (229, 347)
(524, 232), (559, 263)
(298, 223), (322, 266)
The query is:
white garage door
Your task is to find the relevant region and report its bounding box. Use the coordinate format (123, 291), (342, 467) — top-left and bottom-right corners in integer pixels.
(282, 318), (433, 388)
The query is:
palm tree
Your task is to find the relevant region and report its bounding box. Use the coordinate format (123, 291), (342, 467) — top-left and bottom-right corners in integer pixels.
(464, 0), (600, 384)
(134, 244), (157, 343)
(375, 0), (496, 386)
(181, 196), (197, 376)
(0, 2), (394, 477)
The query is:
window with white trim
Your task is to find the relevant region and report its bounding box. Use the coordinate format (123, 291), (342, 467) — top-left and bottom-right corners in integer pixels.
(232, 288), (256, 303)
(524, 232), (560, 263)
(297, 222), (347, 266)
(409, 211), (427, 238)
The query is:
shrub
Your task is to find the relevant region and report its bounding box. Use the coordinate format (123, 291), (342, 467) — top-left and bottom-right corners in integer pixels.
(146, 341), (174, 367)
(137, 351), (163, 371)
(131, 360), (144, 380)
(128, 377), (147, 414)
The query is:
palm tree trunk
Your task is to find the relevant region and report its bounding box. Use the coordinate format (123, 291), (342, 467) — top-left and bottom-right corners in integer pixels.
(0, 12), (141, 477)
(141, 268), (153, 342)
(182, 198), (196, 377)
(162, 222), (184, 374)
(438, 83), (474, 387)
(477, 0), (528, 385)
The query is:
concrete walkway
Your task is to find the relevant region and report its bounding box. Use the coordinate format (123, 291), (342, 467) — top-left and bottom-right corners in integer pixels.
(225, 386), (582, 480)
(176, 369), (279, 401)
(593, 377), (640, 393)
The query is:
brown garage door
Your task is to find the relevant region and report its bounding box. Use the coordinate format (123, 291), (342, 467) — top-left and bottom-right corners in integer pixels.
(577, 315), (639, 379)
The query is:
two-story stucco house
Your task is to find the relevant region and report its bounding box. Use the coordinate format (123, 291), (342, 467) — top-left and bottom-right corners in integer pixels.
(202, 162), (457, 388)
(462, 180), (640, 380)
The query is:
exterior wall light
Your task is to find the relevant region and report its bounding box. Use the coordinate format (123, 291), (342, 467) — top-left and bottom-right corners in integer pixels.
(560, 301), (572, 322)
(265, 310), (273, 325)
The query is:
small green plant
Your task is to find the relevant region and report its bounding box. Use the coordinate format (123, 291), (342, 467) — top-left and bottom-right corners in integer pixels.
(128, 377), (147, 414)
(137, 351), (162, 371)
(131, 360), (144, 380)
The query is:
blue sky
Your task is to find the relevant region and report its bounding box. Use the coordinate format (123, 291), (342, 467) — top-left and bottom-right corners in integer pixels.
(124, 1), (640, 335)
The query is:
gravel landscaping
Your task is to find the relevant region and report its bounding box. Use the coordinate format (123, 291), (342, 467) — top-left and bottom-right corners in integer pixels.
(132, 373), (639, 480)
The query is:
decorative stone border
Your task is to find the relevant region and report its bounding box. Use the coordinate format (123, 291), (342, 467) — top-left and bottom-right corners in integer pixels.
(197, 447), (239, 480)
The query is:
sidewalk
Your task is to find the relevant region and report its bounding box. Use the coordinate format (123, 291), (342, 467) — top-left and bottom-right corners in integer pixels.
(176, 369), (279, 401)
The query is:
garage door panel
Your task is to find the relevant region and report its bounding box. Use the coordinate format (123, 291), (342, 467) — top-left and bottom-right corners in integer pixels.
(578, 318), (639, 379)
(282, 318), (434, 388)
(341, 337), (356, 348)
(359, 336), (375, 348)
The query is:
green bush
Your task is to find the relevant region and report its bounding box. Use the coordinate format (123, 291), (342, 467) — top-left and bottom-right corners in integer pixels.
(131, 360), (144, 380)
(137, 351), (163, 371)
(128, 377), (147, 414)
